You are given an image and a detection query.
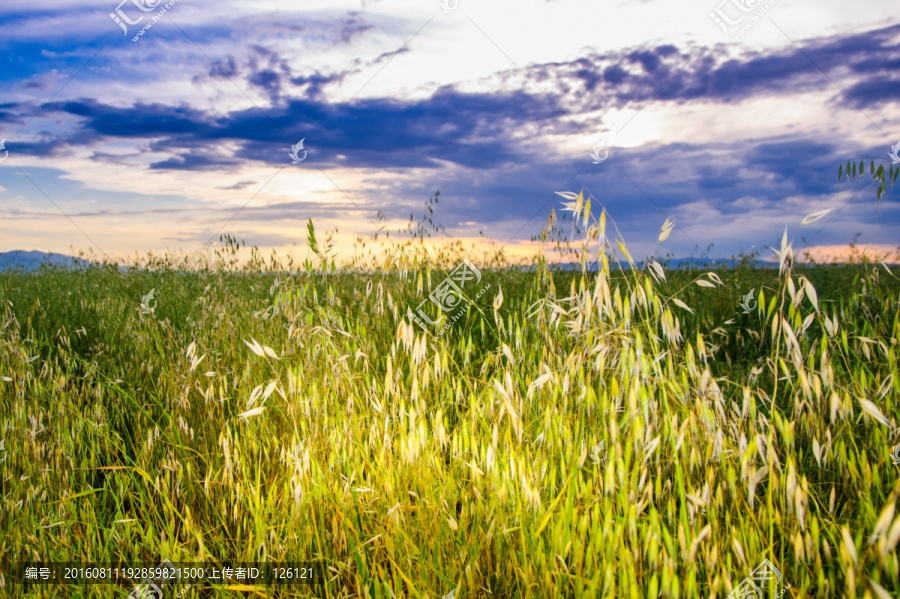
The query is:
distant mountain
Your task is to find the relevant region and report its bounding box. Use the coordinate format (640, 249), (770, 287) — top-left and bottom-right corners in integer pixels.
(0, 250), (94, 271)
(550, 256), (899, 270)
(1, 251), (890, 273)
(645, 257), (775, 270)
(549, 257), (775, 271)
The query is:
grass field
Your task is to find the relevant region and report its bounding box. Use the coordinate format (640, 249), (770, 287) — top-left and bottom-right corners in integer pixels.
(1, 208), (899, 598)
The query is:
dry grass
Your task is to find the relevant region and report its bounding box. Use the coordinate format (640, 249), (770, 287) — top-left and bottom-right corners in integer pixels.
(0, 194), (899, 598)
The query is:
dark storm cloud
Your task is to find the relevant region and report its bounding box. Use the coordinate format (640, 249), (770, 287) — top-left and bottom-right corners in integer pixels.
(11, 21), (897, 248)
(528, 23), (900, 108)
(35, 87), (550, 170)
(209, 56), (239, 78)
(41, 100), (214, 138)
(289, 71), (348, 100)
(26, 22), (896, 170)
(149, 152), (239, 170)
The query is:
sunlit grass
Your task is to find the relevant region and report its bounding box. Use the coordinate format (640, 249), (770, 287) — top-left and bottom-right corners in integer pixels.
(1, 194), (899, 598)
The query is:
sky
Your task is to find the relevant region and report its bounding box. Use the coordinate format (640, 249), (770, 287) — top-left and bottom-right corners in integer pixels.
(0, 0), (898, 265)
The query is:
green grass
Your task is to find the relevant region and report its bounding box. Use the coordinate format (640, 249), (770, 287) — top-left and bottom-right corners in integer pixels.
(1, 210), (899, 598)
